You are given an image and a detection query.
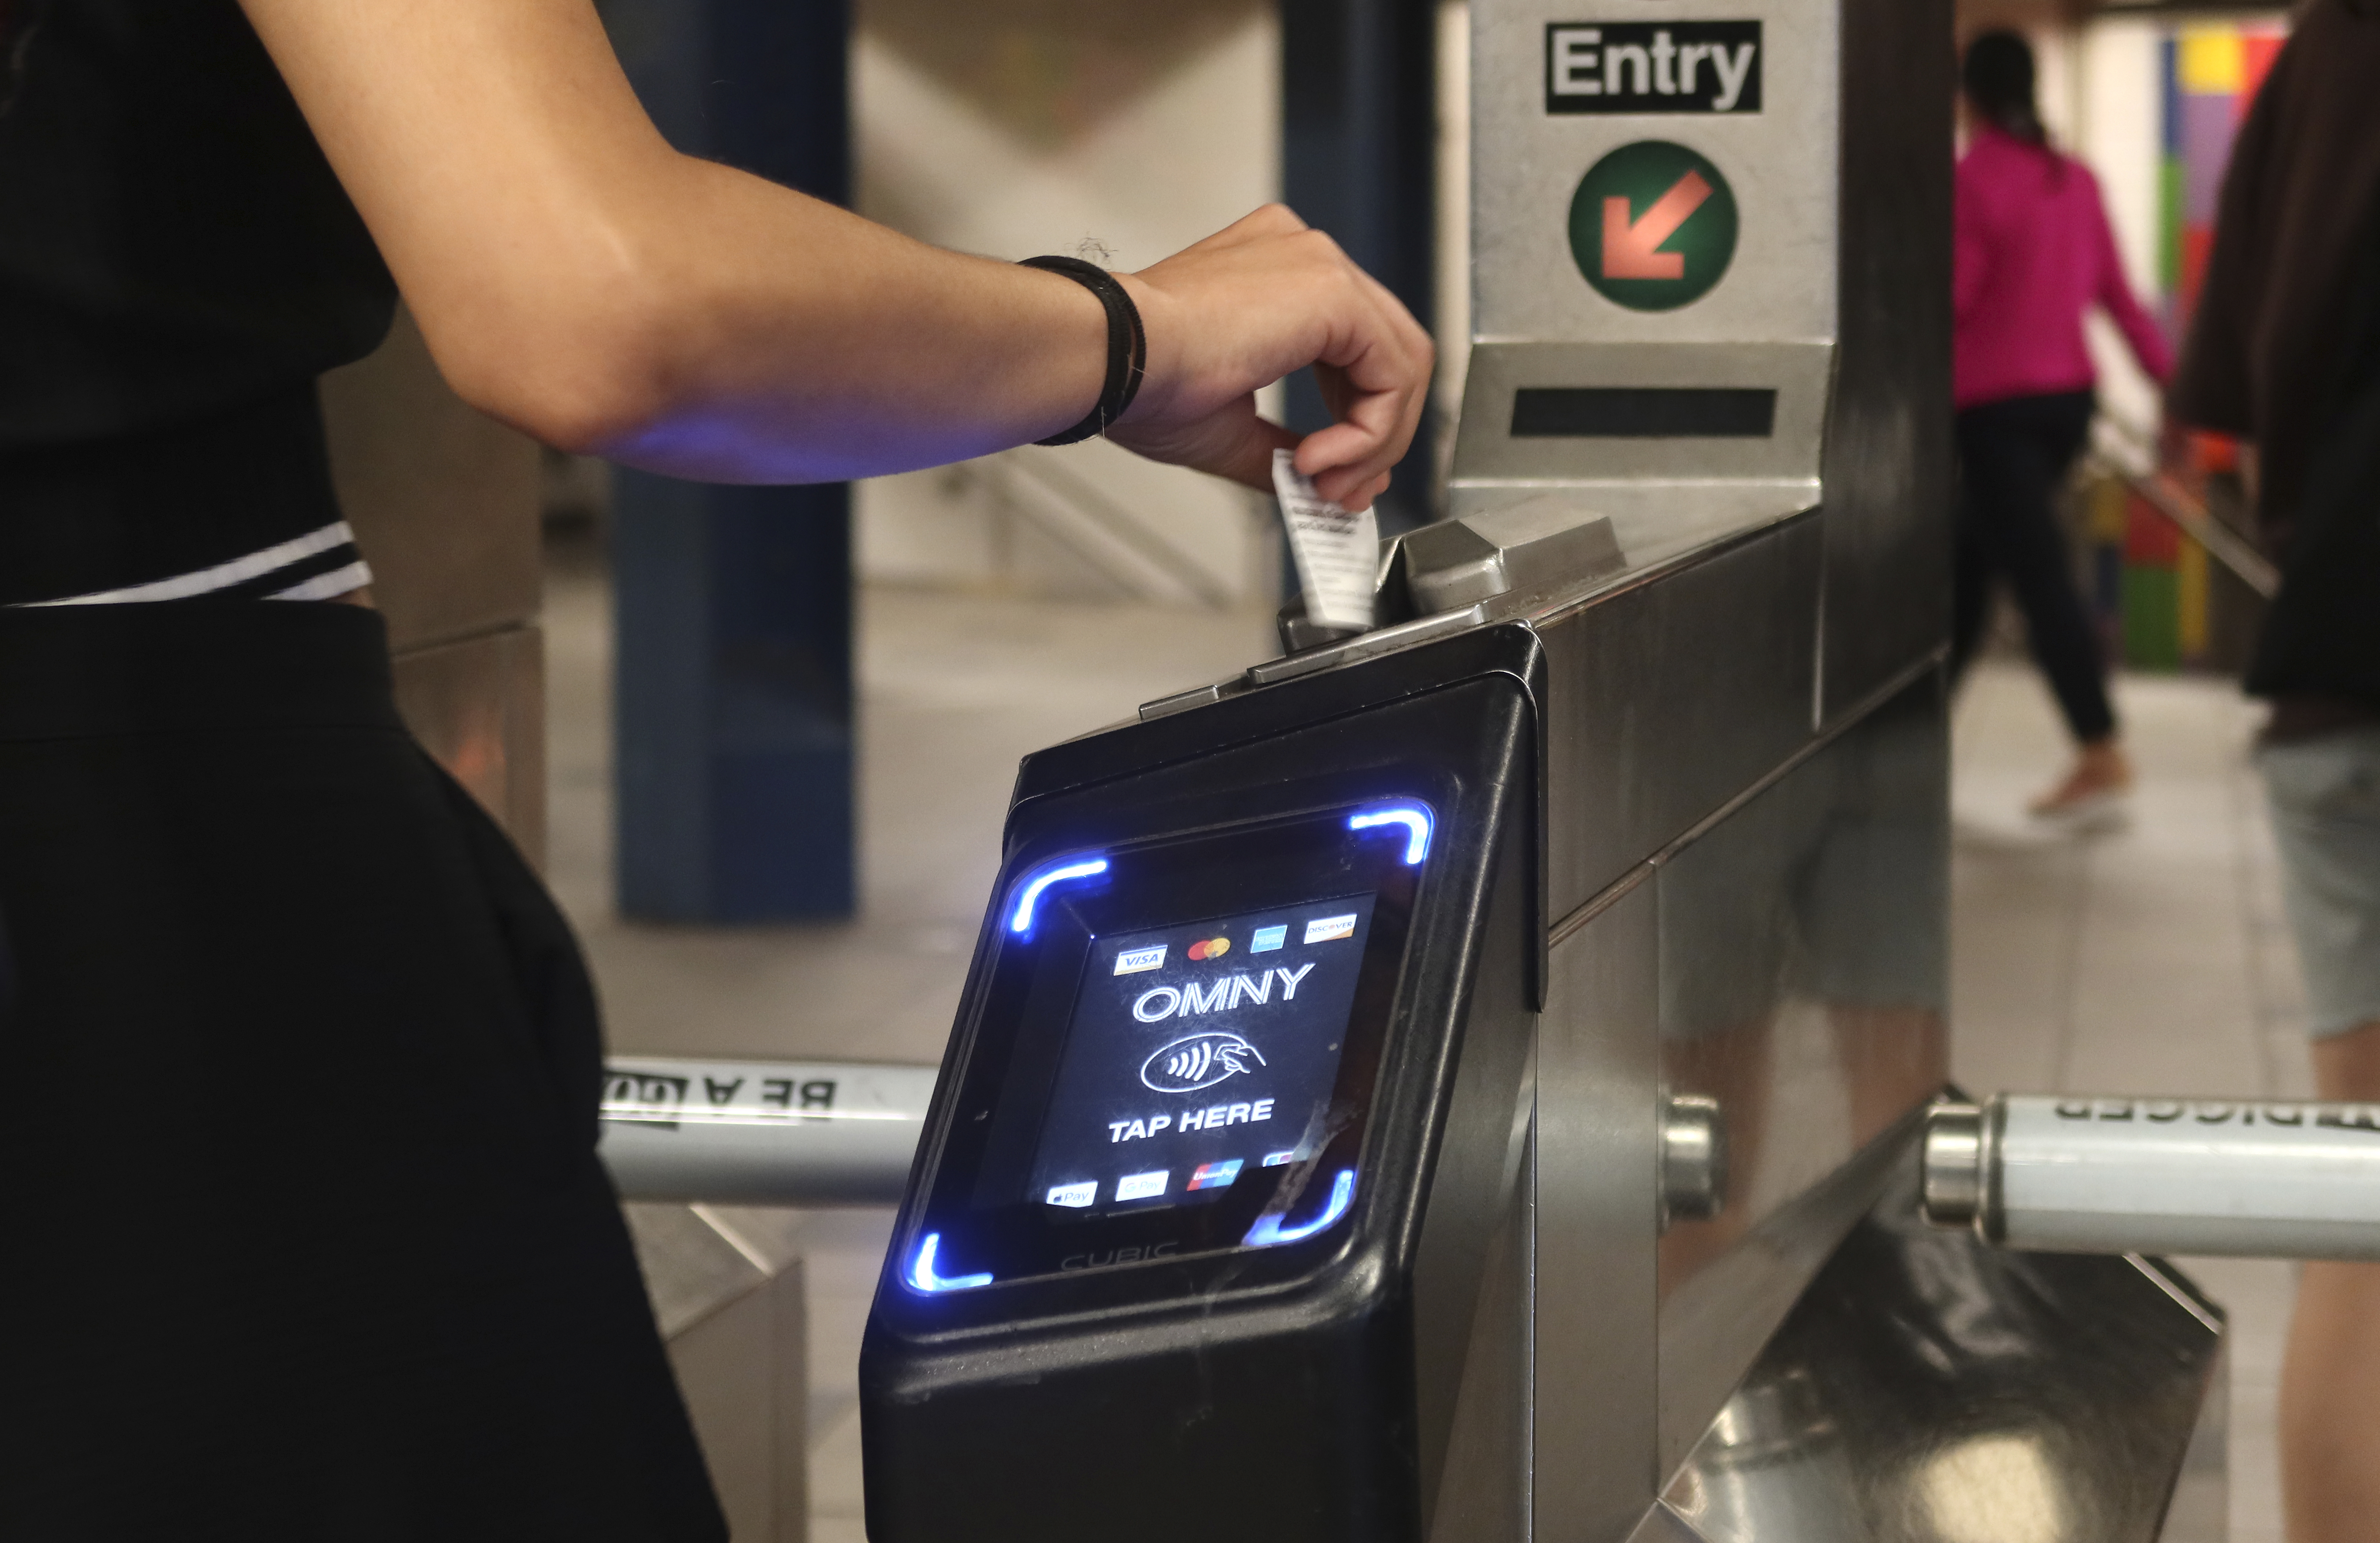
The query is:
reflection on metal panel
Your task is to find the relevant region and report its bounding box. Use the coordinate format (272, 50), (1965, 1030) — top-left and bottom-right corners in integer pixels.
(321, 302), (548, 860)
(389, 625), (548, 867)
(1428, 1119), (1537, 1543)
(1652, 1155), (2223, 1543)
(1816, 0), (1953, 720)
(1534, 878), (1663, 1543)
(624, 1204), (810, 1543)
(1540, 516), (1822, 917)
(1654, 673), (1949, 1460)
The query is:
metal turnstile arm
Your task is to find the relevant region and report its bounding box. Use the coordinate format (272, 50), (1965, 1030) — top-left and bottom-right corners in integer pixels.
(1925, 1093), (2380, 1260)
(599, 1057), (932, 1206)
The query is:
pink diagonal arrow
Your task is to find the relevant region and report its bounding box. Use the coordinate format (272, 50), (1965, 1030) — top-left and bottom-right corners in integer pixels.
(1602, 170), (1713, 281)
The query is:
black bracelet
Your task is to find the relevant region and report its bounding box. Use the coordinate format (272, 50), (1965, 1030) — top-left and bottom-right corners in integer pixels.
(1020, 255), (1147, 446)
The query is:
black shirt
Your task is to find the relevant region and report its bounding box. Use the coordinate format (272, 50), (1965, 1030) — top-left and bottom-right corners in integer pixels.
(0, 0), (397, 602)
(2169, 0), (2380, 725)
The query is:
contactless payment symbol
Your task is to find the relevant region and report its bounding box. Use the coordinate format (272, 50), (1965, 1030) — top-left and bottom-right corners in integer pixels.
(1142, 1032), (1266, 1094)
(1568, 141), (1737, 311)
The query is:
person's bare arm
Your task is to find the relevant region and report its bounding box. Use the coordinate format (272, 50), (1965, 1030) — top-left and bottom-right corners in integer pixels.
(239, 0), (1428, 509)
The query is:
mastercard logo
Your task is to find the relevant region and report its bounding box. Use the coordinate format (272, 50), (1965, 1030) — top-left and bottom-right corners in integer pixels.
(1186, 937), (1232, 961)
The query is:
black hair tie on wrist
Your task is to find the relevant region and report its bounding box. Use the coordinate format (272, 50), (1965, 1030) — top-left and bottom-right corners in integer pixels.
(1020, 255), (1147, 446)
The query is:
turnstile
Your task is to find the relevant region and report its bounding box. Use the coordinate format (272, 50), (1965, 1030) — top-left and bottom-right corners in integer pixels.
(595, 0), (2258, 1533)
(837, 0), (2238, 1532)
(1927, 1093), (2380, 1260)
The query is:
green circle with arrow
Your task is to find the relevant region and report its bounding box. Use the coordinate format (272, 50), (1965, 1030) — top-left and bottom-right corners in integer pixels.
(1568, 141), (1738, 311)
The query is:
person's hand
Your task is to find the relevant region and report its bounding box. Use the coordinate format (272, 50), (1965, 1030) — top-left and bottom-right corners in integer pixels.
(1108, 206), (1434, 513)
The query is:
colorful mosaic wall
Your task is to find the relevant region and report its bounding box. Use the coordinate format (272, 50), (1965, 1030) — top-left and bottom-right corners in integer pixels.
(2085, 20), (2285, 671)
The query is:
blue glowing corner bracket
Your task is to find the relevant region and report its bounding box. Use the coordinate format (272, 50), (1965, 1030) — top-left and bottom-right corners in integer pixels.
(908, 1233), (994, 1293)
(1348, 805), (1432, 865)
(1242, 1170), (1358, 1248)
(1007, 855), (1110, 935)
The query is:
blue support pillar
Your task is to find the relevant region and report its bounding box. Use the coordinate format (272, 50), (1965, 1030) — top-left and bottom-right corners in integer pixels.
(601, 0), (856, 920)
(1281, 0), (1440, 538)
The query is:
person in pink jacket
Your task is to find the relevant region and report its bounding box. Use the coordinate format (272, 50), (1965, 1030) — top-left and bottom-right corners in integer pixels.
(1953, 31), (2173, 823)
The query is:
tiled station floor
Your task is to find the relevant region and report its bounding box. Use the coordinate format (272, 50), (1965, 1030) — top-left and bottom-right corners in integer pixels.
(547, 544), (2305, 1541)
(1948, 660), (2307, 1543)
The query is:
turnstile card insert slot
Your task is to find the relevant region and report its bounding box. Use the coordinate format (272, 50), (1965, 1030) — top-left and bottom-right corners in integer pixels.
(1511, 386), (1776, 438)
(903, 803), (1429, 1297)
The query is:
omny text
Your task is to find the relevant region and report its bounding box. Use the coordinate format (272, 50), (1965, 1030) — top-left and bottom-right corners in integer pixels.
(1132, 963), (1316, 1024)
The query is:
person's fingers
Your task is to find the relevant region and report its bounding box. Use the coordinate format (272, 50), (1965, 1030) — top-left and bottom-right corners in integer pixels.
(1108, 205), (1433, 499)
(1297, 312), (1431, 489)
(1107, 393), (1298, 495)
(1310, 466), (1391, 511)
(1308, 270), (1433, 475)
(1212, 416), (1302, 493)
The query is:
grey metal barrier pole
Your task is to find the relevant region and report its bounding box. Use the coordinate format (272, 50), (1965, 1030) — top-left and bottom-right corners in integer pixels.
(600, 1057), (933, 1206)
(1924, 1093), (2380, 1260)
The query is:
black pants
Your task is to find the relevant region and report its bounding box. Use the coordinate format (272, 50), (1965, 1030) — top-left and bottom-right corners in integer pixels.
(0, 603), (725, 1541)
(1951, 389), (2117, 744)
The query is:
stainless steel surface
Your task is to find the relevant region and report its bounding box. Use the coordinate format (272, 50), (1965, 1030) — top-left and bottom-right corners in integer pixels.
(1244, 602), (1490, 685)
(320, 305), (543, 651)
(2160, 1338), (2229, 1543)
(1415, 827), (1545, 1536)
(1137, 681), (1227, 721)
(1469, 0), (1838, 349)
(1458, 0), (1949, 686)
(625, 1204), (810, 1543)
(1277, 608), (1362, 655)
(388, 624), (548, 869)
(1450, 343), (1831, 486)
(1644, 1155), (2224, 1543)
(1539, 516), (1823, 917)
(321, 302), (549, 856)
(1813, 0), (1953, 720)
(1531, 879), (1664, 1543)
(1928, 1092), (2380, 1260)
(1661, 1092), (1727, 1228)
(599, 1057), (932, 1205)
(1918, 1100), (1984, 1229)
(1397, 497), (1624, 614)
(1653, 673), (1948, 1470)
(1448, 344), (1828, 568)
(1658, 1121), (1908, 1485)
(1428, 1118), (1538, 1543)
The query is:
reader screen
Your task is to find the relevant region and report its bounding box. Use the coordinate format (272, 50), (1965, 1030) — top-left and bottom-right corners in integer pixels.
(1025, 897), (1376, 1216)
(909, 800), (1429, 1292)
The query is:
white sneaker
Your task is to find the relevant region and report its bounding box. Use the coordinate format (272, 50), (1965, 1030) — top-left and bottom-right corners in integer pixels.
(2027, 785), (2131, 834)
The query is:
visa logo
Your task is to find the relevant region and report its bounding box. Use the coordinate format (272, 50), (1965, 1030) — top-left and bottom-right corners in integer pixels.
(1114, 944), (1167, 975)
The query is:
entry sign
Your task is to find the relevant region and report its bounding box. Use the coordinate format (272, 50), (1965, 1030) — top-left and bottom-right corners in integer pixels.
(1546, 22), (1762, 114)
(1568, 141), (1738, 311)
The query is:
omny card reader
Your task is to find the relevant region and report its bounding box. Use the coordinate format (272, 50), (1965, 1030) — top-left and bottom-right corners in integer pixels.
(861, 629), (1544, 1543)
